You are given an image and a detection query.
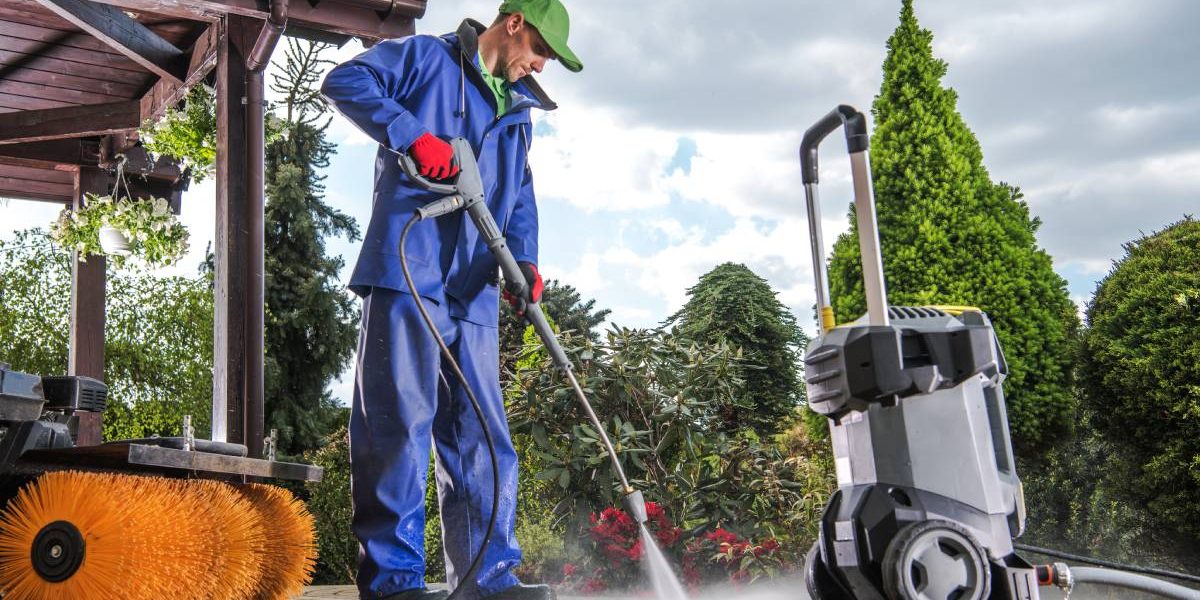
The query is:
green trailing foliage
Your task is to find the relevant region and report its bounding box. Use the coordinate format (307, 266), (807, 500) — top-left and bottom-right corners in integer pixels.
(140, 84), (217, 182)
(827, 0), (1077, 454)
(664, 263), (809, 437)
(0, 230), (213, 440)
(50, 194), (190, 268)
(1074, 218), (1200, 561)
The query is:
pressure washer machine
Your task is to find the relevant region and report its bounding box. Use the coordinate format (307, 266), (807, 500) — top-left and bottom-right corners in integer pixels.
(798, 106), (1039, 600)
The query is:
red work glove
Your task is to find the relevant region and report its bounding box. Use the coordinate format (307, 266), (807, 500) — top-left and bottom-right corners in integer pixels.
(407, 132), (460, 180)
(502, 262), (544, 315)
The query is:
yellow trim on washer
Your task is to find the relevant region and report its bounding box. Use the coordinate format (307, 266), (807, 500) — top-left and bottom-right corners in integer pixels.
(927, 305), (982, 316)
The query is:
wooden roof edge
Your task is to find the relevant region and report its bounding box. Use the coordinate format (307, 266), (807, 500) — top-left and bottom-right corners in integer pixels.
(86, 0), (422, 42)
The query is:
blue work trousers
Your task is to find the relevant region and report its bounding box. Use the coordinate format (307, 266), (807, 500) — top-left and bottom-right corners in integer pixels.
(351, 286), (521, 600)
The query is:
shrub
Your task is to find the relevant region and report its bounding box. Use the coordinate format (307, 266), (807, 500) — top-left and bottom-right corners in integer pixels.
(509, 325), (833, 553)
(305, 427), (356, 584)
(562, 502), (785, 593)
(1076, 217), (1200, 562)
(513, 513), (569, 584)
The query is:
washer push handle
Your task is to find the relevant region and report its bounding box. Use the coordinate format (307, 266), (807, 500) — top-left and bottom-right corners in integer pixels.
(799, 105), (889, 330)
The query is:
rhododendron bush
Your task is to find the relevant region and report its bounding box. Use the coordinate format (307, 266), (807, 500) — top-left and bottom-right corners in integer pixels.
(560, 502), (788, 593)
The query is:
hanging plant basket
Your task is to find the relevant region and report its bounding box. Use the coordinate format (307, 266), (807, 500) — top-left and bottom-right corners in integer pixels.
(49, 154), (189, 267)
(51, 193), (189, 267)
(98, 225), (132, 256)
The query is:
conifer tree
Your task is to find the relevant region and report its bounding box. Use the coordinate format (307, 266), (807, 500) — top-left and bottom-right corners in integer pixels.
(264, 39), (360, 456)
(1078, 218), (1200, 548)
(665, 262), (808, 436)
(827, 0), (1077, 453)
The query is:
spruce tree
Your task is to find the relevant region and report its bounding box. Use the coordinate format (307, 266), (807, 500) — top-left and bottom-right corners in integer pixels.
(264, 39), (360, 456)
(665, 262), (808, 436)
(827, 0), (1077, 453)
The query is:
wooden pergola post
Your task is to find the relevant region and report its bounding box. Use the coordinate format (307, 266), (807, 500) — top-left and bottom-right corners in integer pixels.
(68, 165), (109, 446)
(213, 14), (265, 456)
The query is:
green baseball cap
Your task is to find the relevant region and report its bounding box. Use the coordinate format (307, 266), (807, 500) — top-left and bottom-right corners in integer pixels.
(498, 0), (582, 72)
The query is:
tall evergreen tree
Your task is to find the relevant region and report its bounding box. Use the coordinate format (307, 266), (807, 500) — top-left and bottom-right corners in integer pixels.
(665, 262), (808, 436)
(827, 1), (1077, 453)
(264, 39), (360, 456)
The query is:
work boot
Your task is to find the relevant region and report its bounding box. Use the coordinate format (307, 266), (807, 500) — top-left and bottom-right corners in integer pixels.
(379, 588), (450, 600)
(485, 583), (556, 600)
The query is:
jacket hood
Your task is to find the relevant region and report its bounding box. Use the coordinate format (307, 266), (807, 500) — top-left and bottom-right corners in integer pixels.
(446, 18), (558, 111)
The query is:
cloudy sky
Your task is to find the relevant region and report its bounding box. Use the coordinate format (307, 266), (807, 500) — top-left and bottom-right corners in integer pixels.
(5, 0), (1198, 406)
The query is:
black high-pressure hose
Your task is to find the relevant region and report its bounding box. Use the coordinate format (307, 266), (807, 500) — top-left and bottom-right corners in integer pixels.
(398, 214), (499, 600)
(390, 137), (650, 600)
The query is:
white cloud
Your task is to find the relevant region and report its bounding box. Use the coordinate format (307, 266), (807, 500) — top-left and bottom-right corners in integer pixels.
(531, 109), (679, 212)
(933, 1), (1123, 63)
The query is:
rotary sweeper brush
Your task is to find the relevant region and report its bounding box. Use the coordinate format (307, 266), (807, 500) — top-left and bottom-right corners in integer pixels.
(0, 364), (320, 599)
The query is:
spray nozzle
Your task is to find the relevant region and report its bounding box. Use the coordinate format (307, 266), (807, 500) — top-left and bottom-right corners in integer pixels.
(623, 489), (648, 525)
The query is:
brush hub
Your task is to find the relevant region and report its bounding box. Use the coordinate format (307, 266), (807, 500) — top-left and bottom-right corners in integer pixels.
(31, 520), (85, 582)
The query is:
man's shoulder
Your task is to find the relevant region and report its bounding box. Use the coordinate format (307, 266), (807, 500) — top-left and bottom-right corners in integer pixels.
(373, 33), (454, 60)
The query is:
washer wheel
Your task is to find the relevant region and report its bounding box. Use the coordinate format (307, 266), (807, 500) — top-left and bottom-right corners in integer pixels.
(805, 539), (852, 600)
(882, 520), (990, 600)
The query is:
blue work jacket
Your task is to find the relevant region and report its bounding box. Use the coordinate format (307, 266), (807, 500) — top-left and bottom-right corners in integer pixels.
(321, 19), (555, 327)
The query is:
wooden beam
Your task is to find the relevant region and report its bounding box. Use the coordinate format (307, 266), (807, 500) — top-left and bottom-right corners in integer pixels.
(69, 166), (109, 446)
(0, 101), (141, 144)
(83, 0), (420, 42)
(0, 162), (73, 181)
(0, 139), (100, 166)
(0, 162), (75, 202)
(0, 34), (149, 75)
(141, 21), (217, 122)
(0, 182), (73, 203)
(33, 0), (188, 84)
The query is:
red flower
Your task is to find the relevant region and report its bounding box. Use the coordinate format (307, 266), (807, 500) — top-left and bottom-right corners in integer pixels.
(562, 563), (578, 578)
(628, 538), (645, 561)
(704, 527), (739, 546)
(581, 578), (607, 594)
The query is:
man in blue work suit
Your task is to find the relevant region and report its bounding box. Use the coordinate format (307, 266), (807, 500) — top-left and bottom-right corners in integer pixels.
(320, 2), (581, 600)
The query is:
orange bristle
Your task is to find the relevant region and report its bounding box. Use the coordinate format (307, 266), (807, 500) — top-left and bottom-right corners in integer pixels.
(0, 471), (143, 599)
(0, 471), (283, 600)
(238, 483), (318, 600)
(189, 479), (269, 600)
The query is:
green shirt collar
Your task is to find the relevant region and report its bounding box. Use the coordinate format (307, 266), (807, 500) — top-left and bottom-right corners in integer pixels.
(477, 51), (510, 117)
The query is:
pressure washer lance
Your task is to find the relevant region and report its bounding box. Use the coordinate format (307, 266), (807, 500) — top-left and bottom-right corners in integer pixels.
(394, 138), (649, 591)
